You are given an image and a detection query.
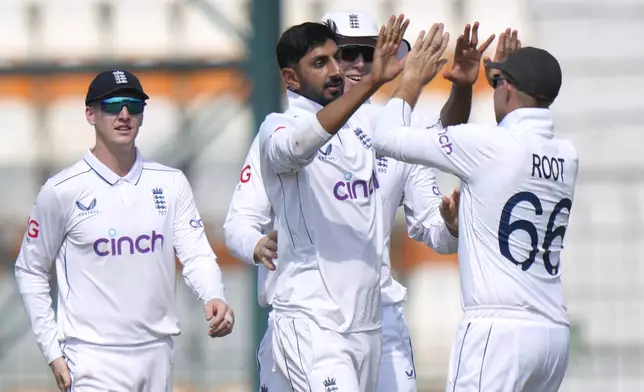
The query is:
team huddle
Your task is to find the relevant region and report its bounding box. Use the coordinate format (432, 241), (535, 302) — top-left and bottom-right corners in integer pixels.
(14, 8), (578, 392)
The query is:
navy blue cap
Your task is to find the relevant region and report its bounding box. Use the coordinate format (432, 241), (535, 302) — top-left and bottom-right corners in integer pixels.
(487, 47), (562, 102)
(85, 70), (149, 105)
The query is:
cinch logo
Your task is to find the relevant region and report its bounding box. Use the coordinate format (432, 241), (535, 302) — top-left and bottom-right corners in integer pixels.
(93, 229), (164, 257)
(437, 128), (453, 155)
(190, 219), (203, 228)
(333, 170), (380, 201)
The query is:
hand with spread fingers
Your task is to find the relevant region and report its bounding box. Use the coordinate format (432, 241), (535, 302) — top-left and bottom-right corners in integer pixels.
(369, 14), (410, 87)
(484, 28), (521, 87)
(401, 23), (451, 87)
(443, 22), (495, 87)
(393, 23), (450, 108)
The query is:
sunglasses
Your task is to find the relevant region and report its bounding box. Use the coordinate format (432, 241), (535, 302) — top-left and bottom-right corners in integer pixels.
(339, 46), (375, 63)
(492, 74), (509, 89)
(100, 97), (146, 115)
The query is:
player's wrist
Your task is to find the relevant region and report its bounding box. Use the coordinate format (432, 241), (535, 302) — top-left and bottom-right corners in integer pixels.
(358, 74), (380, 92)
(393, 82), (421, 110)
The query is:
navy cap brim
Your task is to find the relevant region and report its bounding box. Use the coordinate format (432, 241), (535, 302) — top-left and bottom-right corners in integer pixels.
(337, 35), (377, 48)
(86, 86), (149, 105)
(485, 61), (505, 71)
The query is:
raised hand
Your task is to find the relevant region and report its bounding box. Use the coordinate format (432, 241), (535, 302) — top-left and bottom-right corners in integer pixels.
(443, 22), (495, 86)
(484, 28), (521, 87)
(401, 23), (451, 87)
(369, 14), (410, 87)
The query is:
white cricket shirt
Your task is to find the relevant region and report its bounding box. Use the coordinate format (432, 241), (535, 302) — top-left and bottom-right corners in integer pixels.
(15, 149), (226, 364)
(258, 91), (385, 333)
(225, 102), (458, 309)
(373, 100), (578, 326)
(358, 104), (459, 305)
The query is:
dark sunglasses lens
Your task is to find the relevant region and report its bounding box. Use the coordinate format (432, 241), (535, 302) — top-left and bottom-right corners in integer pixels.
(101, 102), (123, 114)
(361, 47), (374, 62)
(340, 47), (360, 62)
(340, 47), (374, 62)
(125, 101), (145, 114)
(101, 100), (145, 114)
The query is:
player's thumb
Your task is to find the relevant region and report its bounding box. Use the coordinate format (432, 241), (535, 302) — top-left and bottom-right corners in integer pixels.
(62, 371), (71, 388)
(267, 230), (277, 241)
(204, 302), (214, 321)
(437, 59), (449, 71)
(440, 195), (450, 211)
(262, 259), (276, 271)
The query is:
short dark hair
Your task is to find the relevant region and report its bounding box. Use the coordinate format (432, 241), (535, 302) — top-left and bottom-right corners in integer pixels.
(276, 22), (338, 69)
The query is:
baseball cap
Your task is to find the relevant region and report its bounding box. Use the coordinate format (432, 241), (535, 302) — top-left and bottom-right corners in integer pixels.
(321, 10), (411, 59)
(486, 47), (562, 103)
(85, 69), (149, 105)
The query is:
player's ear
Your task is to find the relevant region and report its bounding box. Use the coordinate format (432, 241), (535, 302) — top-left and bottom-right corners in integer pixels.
(504, 81), (515, 106)
(85, 105), (96, 126)
(281, 67), (300, 91)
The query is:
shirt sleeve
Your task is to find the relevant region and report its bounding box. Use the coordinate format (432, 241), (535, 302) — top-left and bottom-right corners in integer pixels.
(223, 136), (273, 265)
(173, 172), (225, 303)
(14, 180), (66, 365)
(259, 113), (333, 174)
(402, 164), (458, 254)
(410, 109), (442, 130)
(372, 98), (497, 182)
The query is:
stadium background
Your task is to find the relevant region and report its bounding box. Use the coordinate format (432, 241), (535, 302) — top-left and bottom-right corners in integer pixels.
(0, 0), (641, 391)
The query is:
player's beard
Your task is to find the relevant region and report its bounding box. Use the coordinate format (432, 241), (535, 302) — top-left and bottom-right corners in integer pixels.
(300, 76), (344, 107)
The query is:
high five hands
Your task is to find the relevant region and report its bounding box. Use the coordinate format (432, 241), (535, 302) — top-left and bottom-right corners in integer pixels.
(484, 28), (521, 87)
(368, 14), (410, 87)
(443, 22), (496, 87)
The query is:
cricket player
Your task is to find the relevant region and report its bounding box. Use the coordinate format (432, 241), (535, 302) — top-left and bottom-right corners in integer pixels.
(15, 70), (234, 392)
(371, 27), (578, 391)
(225, 11), (494, 392)
(254, 16), (416, 392)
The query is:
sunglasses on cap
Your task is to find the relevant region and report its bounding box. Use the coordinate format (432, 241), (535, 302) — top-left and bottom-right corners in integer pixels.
(100, 97), (147, 115)
(339, 46), (374, 63)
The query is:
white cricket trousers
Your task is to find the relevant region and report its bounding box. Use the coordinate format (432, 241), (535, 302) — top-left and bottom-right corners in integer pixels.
(62, 337), (173, 391)
(271, 315), (381, 392)
(376, 303), (417, 392)
(258, 304), (417, 392)
(445, 310), (569, 392)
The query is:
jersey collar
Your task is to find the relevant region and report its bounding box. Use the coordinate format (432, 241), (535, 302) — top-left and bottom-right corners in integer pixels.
(84, 148), (144, 185)
(286, 90), (323, 115)
(498, 108), (555, 137)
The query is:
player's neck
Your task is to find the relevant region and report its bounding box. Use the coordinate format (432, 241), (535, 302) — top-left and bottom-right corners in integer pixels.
(91, 142), (137, 177)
